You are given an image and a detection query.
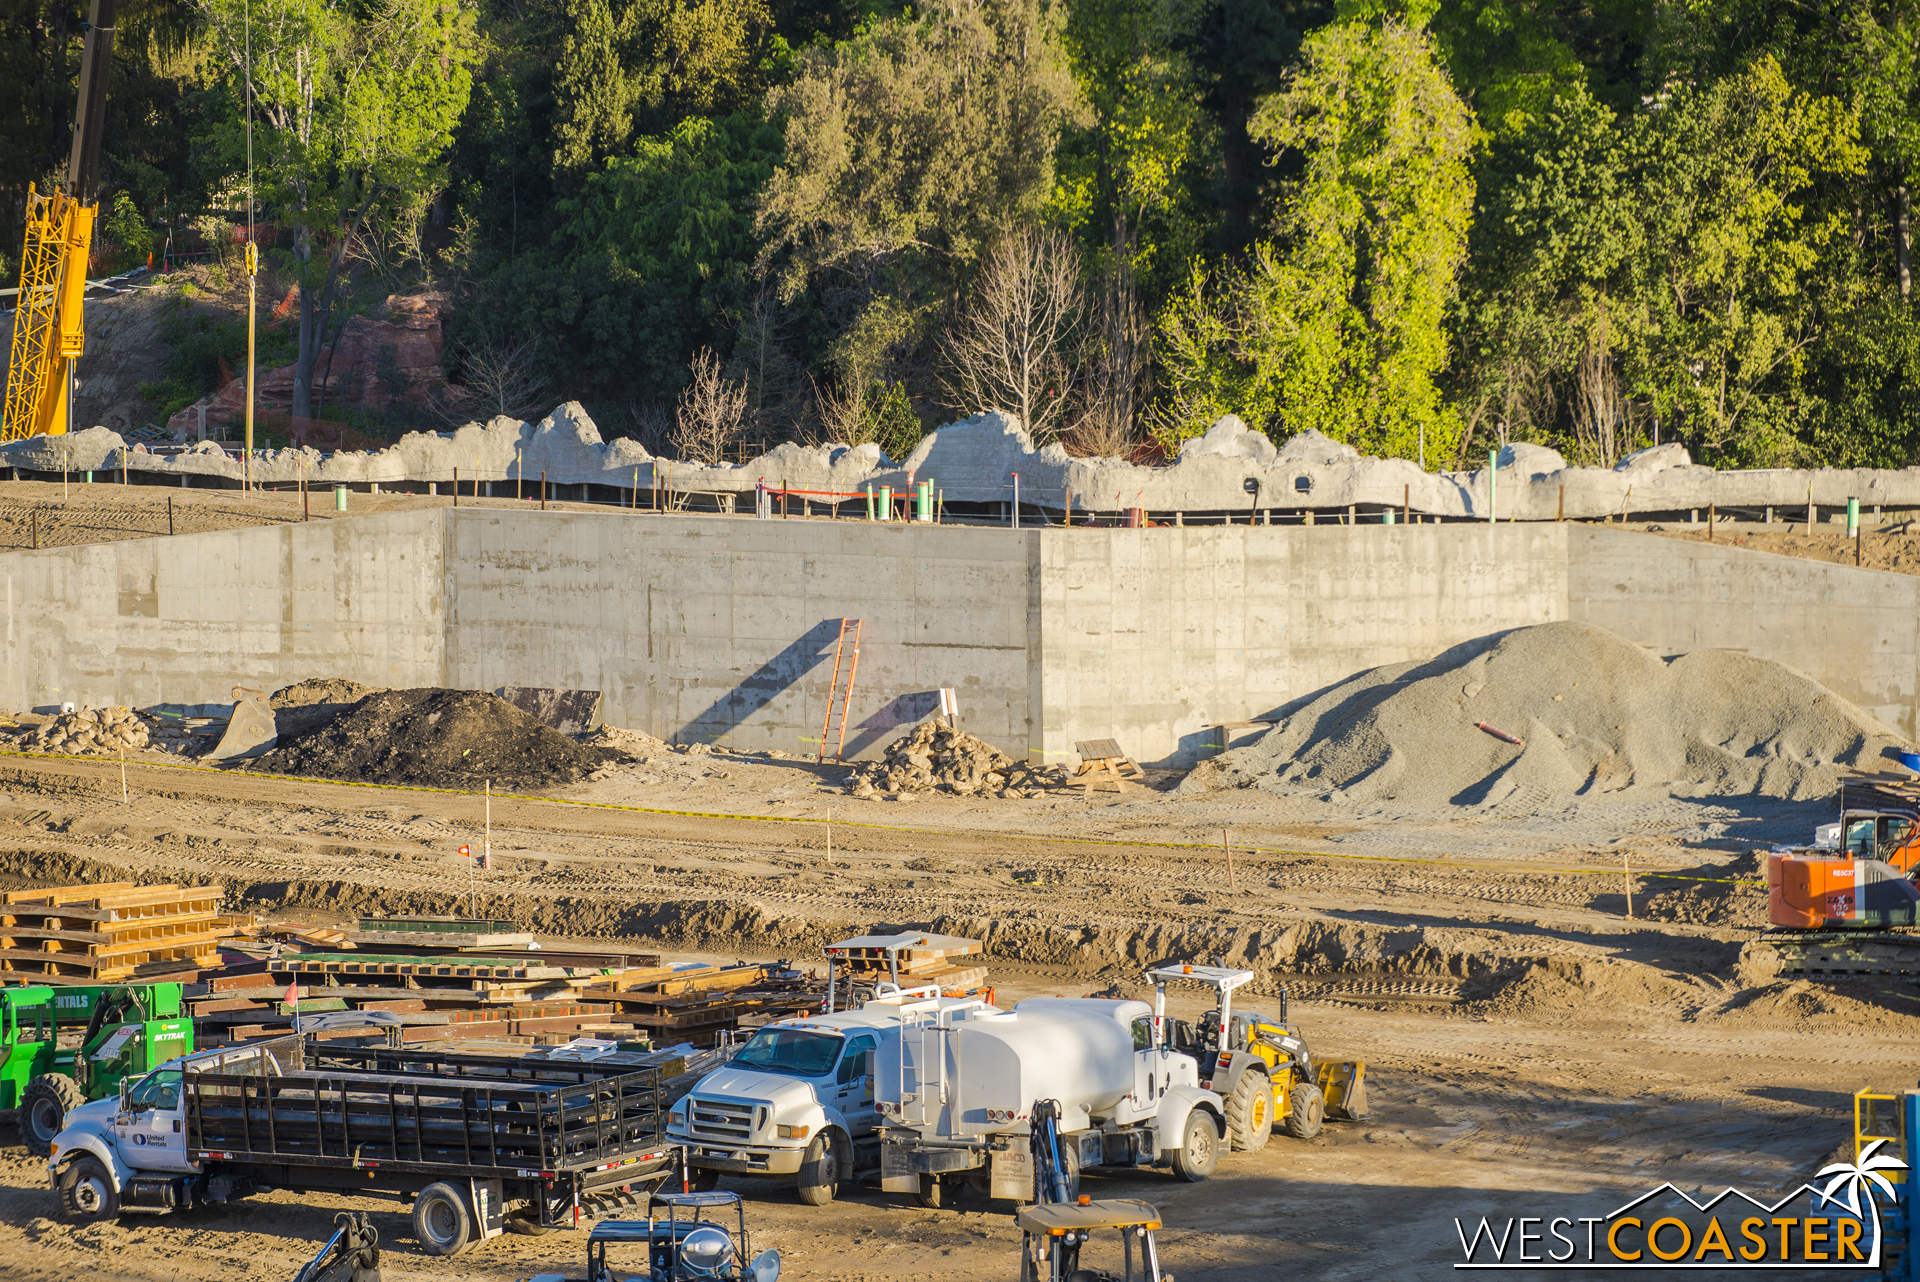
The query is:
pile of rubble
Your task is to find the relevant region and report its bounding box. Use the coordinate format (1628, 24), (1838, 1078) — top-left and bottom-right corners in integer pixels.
(27, 706), (152, 755)
(848, 722), (1066, 799)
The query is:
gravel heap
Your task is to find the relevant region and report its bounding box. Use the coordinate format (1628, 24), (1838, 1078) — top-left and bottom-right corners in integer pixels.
(1186, 621), (1903, 808)
(253, 688), (623, 790)
(849, 722), (1066, 798)
(25, 706), (151, 755)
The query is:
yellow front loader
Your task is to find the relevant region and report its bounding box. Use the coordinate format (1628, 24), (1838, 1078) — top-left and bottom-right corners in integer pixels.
(3, 0), (116, 442)
(1148, 963), (1367, 1152)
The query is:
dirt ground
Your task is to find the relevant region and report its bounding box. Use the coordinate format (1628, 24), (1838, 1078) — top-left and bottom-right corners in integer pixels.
(0, 742), (1902, 1281)
(1636, 517), (1920, 576)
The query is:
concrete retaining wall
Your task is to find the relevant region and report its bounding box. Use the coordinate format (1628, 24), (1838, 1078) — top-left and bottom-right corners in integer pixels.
(1567, 527), (1920, 744)
(3, 513), (1913, 767)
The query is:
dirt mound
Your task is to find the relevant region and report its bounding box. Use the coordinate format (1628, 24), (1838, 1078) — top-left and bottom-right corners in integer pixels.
(271, 677), (383, 709)
(1476, 955), (1696, 1018)
(270, 677), (386, 739)
(1187, 622), (1901, 808)
(849, 722), (1066, 798)
(253, 688), (620, 790)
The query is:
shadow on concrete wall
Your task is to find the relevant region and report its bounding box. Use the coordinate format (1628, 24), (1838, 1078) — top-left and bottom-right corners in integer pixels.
(678, 619), (849, 748)
(842, 691), (944, 760)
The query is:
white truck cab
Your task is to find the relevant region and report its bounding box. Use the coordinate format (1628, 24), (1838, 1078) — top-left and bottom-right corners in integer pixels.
(667, 987), (994, 1206)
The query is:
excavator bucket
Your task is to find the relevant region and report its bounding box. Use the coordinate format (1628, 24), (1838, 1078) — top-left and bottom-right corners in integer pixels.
(1318, 1060), (1368, 1122)
(209, 687), (277, 761)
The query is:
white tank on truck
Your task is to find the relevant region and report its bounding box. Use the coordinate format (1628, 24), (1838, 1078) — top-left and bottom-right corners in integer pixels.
(876, 996), (1226, 1209)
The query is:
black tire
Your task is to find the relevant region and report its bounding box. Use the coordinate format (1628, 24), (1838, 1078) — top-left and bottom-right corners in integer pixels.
(915, 1173), (953, 1209)
(57, 1154), (119, 1222)
(1030, 1137), (1081, 1204)
(22, 1074), (86, 1157)
(1224, 1071), (1272, 1153)
(796, 1131), (840, 1206)
(1169, 1111), (1220, 1183)
(412, 1182), (473, 1256)
(687, 1168), (722, 1193)
(503, 1212), (553, 1237)
(1284, 1080), (1326, 1140)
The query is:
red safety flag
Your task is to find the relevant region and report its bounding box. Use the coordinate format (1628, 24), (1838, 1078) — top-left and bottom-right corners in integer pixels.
(284, 981), (298, 1005)
(458, 844), (471, 858)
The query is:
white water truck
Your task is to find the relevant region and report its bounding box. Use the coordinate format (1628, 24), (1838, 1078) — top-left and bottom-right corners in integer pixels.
(875, 996), (1226, 1208)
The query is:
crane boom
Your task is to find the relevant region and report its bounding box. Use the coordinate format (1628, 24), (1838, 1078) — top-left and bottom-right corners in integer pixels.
(3, 0), (117, 441)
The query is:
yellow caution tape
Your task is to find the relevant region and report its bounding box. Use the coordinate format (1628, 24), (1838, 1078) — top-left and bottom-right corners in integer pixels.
(0, 748), (1768, 887)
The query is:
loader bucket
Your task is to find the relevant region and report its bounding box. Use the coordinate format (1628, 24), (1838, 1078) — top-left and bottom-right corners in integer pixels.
(209, 688), (277, 761)
(1318, 1060), (1368, 1122)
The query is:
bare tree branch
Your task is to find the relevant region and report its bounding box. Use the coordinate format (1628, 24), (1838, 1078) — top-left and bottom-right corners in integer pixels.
(941, 224), (1084, 440)
(673, 347), (749, 464)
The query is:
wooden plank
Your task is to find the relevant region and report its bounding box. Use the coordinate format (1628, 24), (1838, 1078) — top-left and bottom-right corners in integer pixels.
(2, 882), (138, 905)
(0, 911), (235, 946)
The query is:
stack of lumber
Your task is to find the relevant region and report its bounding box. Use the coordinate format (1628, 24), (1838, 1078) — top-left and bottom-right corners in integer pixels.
(826, 932), (989, 995)
(185, 915), (820, 1048)
(0, 882), (253, 980)
(576, 961), (821, 1043)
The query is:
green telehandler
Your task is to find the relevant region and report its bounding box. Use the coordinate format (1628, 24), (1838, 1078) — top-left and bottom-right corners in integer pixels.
(0, 982), (193, 1154)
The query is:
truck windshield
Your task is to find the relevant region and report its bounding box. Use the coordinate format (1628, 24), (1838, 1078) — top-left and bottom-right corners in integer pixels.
(733, 1027), (843, 1077)
(127, 1069), (182, 1111)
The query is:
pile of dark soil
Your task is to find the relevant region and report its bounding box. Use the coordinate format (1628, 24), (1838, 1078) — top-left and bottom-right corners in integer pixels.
(253, 688), (622, 790)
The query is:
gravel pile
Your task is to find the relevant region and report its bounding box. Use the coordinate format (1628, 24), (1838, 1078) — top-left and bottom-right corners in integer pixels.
(25, 707), (151, 755)
(1187, 621), (1902, 808)
(849, 722), (1066, 798)
(253, 688), (623, 790)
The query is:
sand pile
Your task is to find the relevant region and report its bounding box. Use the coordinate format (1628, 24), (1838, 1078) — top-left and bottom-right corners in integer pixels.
(849, 722), (1066, 798)
(23, 707), (151, 756)
(1188, 622), (1902, 808)
(254, 688), (622, 790)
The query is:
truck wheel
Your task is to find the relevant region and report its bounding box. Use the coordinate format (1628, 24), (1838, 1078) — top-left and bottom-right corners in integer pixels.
(412, 1182), (473, 1256)
(796, 1132), (839, 1206)
(687, 1168), (722, 1193)
(1225, 1072), (1272, 1153)
(1284, 1081), (1325, 1140)
(57, 1155), (120, 1222)
(22, 1074), (86, 1157)
(915, 1173), (956, 1209)
(1169, 1112), (1220, 1183)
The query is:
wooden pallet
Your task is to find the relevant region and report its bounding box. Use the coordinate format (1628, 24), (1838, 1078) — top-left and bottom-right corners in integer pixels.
(0, 882), (249, 979)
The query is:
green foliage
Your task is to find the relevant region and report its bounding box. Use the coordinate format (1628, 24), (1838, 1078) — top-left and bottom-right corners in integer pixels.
(1157, 18), (1475, 461)
(756, 0), (1083, 296)
(864, 379), (923, 460)
(136, 300), (298, 420)
(100, 191), (155, 269)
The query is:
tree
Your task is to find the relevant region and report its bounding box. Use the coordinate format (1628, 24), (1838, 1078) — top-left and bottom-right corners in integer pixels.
(673, 346), (748, 463)
(942, 225), (1085, 438)
(549, 0), (773, 179)
(756, 0), (1083, 298)
(199, 0), (477, 425)
(1156, 18), (1476, 461)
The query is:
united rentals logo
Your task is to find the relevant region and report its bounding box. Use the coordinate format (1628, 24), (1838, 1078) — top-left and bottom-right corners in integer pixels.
(1456, 1142), (1907, 1269)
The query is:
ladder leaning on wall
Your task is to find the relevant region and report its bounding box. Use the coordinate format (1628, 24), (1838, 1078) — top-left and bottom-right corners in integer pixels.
(818, 618), (863, 763)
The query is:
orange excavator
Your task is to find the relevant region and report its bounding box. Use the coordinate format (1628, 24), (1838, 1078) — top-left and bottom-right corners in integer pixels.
(2, 0), (116, 441)
(1764, 772), (1920, 974)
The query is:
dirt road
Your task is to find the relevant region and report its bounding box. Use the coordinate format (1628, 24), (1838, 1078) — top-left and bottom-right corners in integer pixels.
(0, 747), (1899, 1280)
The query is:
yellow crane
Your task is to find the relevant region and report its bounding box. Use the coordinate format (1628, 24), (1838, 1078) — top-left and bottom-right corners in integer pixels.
(3, 0), (117, 441)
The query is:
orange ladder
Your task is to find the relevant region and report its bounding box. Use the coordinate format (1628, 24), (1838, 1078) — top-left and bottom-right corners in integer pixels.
(818, 619), (864, 763)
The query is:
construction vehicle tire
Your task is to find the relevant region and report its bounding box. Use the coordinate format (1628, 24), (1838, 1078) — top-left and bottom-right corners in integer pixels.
(57, 1154), (119, 1222)
(687, 1168), (722, 1193)
(1169, 1112), (1220, 1183)
(796, 1132), (840, 1206)
(503, 1212), (553, 1236)
(21, 1074), (86, 1157)
(915, 1173), (961, 1209)
(1284, 1081), (1325, 1140)
(412, 1182), (474, 1255)
(1224, 1072), (1272, 1153)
